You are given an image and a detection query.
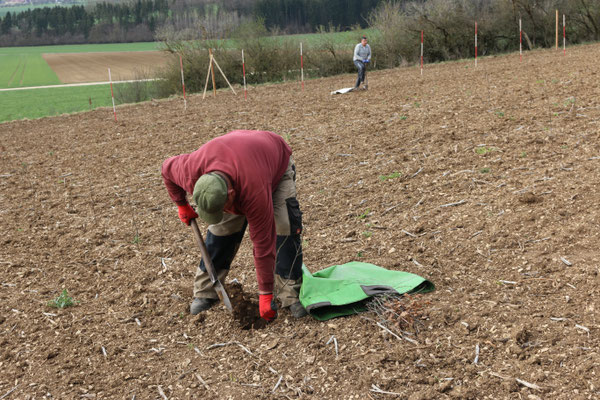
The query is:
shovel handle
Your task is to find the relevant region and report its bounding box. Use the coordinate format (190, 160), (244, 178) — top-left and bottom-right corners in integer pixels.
(190, 219), (218, 284)
(189, 219), (234, 312)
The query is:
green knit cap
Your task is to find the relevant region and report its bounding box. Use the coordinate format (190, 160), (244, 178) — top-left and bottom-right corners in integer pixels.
(192, 173), (227, 225)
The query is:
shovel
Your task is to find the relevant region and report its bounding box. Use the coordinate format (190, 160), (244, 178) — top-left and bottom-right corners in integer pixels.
(190, 219), (233, 312)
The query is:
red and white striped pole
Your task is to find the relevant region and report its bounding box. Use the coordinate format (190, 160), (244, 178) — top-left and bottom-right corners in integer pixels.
(475, 22), (478, 67)
(108, 67), (116, 122)
(519, 18), (522, 62)
(420, 30), (424, 76)
(179, 54), (187, 110)
(242, 49), (247, 100)
(563, 14), (566, 55)
(300, 42), (304, 90)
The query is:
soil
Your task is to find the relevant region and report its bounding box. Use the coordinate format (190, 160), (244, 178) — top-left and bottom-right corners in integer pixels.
(42, 51), (174, 83)
(2, 42), (600, 399)
(227, 281), (267, 331)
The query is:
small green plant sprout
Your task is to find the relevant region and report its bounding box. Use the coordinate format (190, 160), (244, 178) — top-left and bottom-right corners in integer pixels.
(187, 343), (194, 349)
(132, 234), (140, 244)
(480, 167), (491, 174)
(520, 151), (527, 158)
(399, 115), (408, 120)
(48, 289), (76, 309)
(362, 231), (372, 238)
(536, 79), (545, 85)
(495, 110), (504, 117)
(357, 209), (371, 220)
(379, 171), (402, 181)
(564, 97), (576, 106)
(475, 146), (495, 155)
(414, 101), (421, 108)
(357, 251), (363, 258)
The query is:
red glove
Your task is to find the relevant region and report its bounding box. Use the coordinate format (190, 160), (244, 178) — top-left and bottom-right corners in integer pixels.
(259, 294), (276, 321)
(177, 204), (198, 225)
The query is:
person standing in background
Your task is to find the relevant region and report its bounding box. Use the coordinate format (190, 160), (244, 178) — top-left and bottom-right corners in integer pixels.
(353, 35), (371, 90)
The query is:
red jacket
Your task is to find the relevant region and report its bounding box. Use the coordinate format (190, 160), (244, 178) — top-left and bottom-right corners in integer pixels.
(162, 130), (292, 293)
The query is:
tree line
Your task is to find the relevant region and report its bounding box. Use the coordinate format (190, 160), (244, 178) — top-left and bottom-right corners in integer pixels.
(0, 0), (381, 46)
(0, 0), (172, 45)
(0, 0), (598, 51)
(253, 0), (380, 32)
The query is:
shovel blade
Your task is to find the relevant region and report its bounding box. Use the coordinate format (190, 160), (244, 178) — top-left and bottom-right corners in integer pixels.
(214, 281), (233, 311)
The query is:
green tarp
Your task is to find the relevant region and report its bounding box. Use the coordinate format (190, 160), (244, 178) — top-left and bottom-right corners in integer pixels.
(299, 262), (435, 321)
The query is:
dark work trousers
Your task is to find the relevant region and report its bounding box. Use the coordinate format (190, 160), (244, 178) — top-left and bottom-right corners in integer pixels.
(194, 158), (304, 308)
(354, 60), (366, 87)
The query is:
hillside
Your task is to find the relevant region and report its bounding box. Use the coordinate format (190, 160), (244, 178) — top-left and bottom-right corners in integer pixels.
(1, 43), (600, 398)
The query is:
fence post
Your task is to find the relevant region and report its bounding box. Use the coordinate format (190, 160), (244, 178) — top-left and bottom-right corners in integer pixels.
(108, 67), (117, 122)
(179, 54), (187, 110)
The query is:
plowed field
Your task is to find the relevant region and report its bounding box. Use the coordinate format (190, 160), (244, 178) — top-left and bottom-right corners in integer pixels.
(42, 51), (174, 83)
(2, 42), (600, 399)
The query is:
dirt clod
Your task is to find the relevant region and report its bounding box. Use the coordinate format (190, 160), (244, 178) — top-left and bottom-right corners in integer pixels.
(226, 281), (267, 330)
(519, 192), (542, 204)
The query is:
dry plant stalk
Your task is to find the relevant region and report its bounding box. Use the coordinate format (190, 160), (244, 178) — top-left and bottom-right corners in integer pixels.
(367, 293), (429, 335)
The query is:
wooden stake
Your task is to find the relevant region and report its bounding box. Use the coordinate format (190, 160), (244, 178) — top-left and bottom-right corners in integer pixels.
(202, 56), (213, 100)
(209, 48), (216, 97)
(212, 57), (237, 95)
(519, 19), (522, 62)
(420, 30), (424, 75)
(242, 49), (247, 100)
(108, 68), (117, 122)
(202, 52), (237, 99)
(563, 14), (566, 55)
(556, 10), (559, 50)
(475, 22), (478, 67)
(300, 42), (304, 90)
(179, 54), (187, 110)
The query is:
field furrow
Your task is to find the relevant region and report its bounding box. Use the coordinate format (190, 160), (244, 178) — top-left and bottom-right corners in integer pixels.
(42, 51), (173, 83)
(5, 55), (23, 88)
(18, 57), (26, 86)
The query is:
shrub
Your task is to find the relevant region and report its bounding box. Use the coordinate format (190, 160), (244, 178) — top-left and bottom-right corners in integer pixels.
(114, 68), (162, 104)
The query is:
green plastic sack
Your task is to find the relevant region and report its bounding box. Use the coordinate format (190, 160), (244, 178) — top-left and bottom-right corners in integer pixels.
(299, 262), (434, 321)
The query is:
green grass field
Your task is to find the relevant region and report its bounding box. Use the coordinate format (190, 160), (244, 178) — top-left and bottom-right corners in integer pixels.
(0, 84), (122, 123)
(0, 53), (61, 88)
(277, 29), (375, 47)
(202, 29), (375, 50)
(0, 42), (163, 56)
